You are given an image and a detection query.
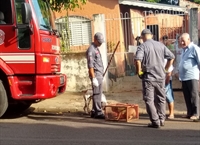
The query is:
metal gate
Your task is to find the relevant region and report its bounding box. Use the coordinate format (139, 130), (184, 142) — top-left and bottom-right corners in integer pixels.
(105, 10), (188, 82)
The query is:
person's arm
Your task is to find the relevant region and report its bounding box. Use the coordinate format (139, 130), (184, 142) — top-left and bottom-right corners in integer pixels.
(87, 49), (99, 87)
(135, 60), (142, 74)
(165, 60), (173, 85)
(87, 50), (95, 77)
(165, 72), (172, 85)
(88, 68), (95, 78)
(194, 45), (200, 69)
(134, 45), (144, 76)
(164, 45), (175, 72)
(165, 59), (174, 72)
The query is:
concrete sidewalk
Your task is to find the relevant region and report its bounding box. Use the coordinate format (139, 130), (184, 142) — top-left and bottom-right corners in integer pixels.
(31, 90), (187, 116)
(30, 76), (189, 116)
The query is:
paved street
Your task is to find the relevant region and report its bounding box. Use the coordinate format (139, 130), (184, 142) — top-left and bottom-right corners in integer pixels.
(0, 82), (199, 145)
(0, 112), (199, 145)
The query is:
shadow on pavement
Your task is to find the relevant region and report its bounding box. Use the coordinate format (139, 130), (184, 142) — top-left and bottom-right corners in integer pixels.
(1, 106), (198, 125)
(0, 120), (199, 145)
(26, 110), (199, 128)
(1, 107), (35, 119)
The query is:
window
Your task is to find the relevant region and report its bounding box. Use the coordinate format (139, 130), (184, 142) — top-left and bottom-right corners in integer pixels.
(69, 16), (92, 46)
(15, 0), (31, 49)
(0, 0), (13, 24)
(32, 0), (56, 31)
(56, 16), (92, 46)
(15, 0), (24, 24)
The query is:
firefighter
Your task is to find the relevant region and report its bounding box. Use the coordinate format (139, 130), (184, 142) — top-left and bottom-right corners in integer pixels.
(86, 32), (105, 119)
(134, 29), (175, 128)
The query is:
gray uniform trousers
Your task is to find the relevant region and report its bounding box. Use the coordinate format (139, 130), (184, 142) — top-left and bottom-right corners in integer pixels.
(142, 80), (166, 125)
(92, 77), (103, 116)
(182, 80), (199, 117)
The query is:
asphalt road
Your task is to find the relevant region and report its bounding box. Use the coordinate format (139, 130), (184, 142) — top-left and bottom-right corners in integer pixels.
(0, 112), (199, 145)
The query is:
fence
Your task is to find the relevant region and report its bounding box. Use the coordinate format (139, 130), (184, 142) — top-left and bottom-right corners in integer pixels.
(105, 10), (188, 82)
(55, 10), (189, 86)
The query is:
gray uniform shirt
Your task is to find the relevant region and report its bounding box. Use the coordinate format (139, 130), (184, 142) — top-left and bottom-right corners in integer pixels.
(135, 39), (175, 82)
(86, 43), (104, 78)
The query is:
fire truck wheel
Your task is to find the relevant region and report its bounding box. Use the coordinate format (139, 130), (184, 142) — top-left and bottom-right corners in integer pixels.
(0, 80), (8, 117)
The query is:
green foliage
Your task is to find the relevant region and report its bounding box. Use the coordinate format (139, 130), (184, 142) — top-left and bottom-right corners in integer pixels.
(192, 0), (200, 4)
(107, 41), (116, 53)
(57, 17), (71, 53)
(15, 2), (23, 24)
(47, 0), (87, 12)
(146, 0), (160, 3)
(46, 0), (87, 53)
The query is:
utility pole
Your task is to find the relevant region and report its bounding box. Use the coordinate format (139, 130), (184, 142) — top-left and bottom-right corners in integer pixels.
(189, 8), (199, 45)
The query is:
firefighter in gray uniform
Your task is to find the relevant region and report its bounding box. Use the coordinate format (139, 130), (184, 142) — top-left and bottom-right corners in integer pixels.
(135, 29), (175, 128)
(86, 32), (105, 119)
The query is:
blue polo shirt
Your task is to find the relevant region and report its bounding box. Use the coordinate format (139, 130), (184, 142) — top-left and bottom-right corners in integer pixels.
(179, 42), (200, 81)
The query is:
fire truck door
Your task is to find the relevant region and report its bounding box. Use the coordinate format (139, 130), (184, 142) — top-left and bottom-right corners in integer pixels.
(0, 0), (35, 74)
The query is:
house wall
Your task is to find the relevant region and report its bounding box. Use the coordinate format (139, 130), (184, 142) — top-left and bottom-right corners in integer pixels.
(179, 0), (200, 38)
(61, 53), (90, 91)
(179, 0), (200, 11)
(129, 9), (145, 46)
(57, 0), (126, 91)
(58, 1), (194, 92)
(146, 13), (188, 40)
(55, 0), (121, 52)
(55, 0), (120, 18)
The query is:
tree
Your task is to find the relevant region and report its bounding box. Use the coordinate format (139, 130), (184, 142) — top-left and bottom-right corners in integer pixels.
(48, 0), (87, 12)
(46, 0), (87, 53)
(191, 0), (200, 4)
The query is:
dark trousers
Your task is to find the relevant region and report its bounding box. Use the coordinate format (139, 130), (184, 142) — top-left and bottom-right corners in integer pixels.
(92, 77), (103, 116)
(142, 80), (166, 125)
(182, 80), (199, 117)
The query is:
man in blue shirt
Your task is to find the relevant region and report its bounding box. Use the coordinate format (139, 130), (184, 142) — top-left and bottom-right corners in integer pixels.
(179, 33), (200, 121)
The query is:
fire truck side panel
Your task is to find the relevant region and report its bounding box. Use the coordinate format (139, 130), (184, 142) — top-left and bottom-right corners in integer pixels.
(39, 30), (60, 54)
(0, 0), (36, 74)
(0, 0), (67, 103)
(0, 59), (14, 75)
(36, 54), (61, 74)
(0, 25), (36, 74)
(8, 74), (66, 99)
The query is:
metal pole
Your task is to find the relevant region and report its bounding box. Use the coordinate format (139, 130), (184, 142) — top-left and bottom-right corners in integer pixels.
(103, 41), (120, 77)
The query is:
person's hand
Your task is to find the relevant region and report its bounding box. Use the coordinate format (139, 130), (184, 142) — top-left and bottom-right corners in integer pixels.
(92, 78), (99, 87)
(138, 71), (144, 79)
(165, 69), (170, 74)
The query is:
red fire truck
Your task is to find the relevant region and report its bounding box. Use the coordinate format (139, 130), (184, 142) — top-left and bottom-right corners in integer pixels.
(0, 0), (67, 117)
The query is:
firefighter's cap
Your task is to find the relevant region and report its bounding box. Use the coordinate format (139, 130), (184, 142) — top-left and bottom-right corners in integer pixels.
(141, 29), (152, 36)
(94, 32), (104, 44)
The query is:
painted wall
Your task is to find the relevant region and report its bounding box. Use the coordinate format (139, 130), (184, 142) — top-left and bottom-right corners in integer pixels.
(55, 0), (121, 52)
(61, 53), (91, 92)
(56, 0), (126, 78)
(179, 0), (200, 38)
(55, 0), (120, 18)
(61, 53), (120, 92)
